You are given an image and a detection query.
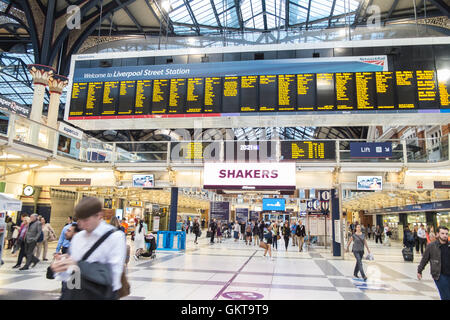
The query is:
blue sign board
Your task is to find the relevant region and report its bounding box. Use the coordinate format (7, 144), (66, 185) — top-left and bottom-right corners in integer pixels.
(371, 200), (450, 214)
(350, 142), (392, 158)
(263, 198), (286, 211)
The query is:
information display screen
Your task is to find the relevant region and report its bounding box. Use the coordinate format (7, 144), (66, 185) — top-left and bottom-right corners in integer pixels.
(259, 75), (277, 112)
(70, 82), (88, 116)
(102, 81), (119, 115)
(438, 70), (450, 109)
(396, 71), (417, 109)
(335, 73), (355, 110)
(224, 141), (275, 162)
(280, 141), (336, 160)
(297, 74), (316, 111)
(316, 73), (335, 111)
(85, 82), (103, 116)
(375, 72), (396, 109)
(222, 76), (240, 113)
(167, 78), (186, 114)
(204, 77), (222, 113)
(170, 142), (219, 161)
(240, 76), (258, 112)
(185, 78), (203, 113)
(416, 70), (438, 109)
(118, 81), (136, 115)
(278, 74), (296, 111)
(355, 72), (376, 110)
(135, 80), (152, 115)
(152, 79), (169, 114)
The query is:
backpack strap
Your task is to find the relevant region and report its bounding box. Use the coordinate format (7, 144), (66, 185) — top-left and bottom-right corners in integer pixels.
(81, 229), (117, 261)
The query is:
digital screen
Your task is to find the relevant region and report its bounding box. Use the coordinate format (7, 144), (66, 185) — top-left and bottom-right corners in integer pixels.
(316, 73), (335, 111)
(168, 78), (187, 114)
(259, 75), (277, 112)
(70, 82), (88, 116)
(357, 176), (382, 191)
(240, 75), (258, 112)
(375, 72), (396, 109)
(280, 141), (336, 160)
(204, 77), (222, 113)
(416, 70), (438, 109)
(135, 80), (152, 115)
(262, 198), (286, 211)
(396, 71), (417, 109)
(170, 142), (218, 161)
(224, 141), (275, 162)
(278, 74), (296, 111)
(297, 74), (316, 111)
(133, 174), (155, 188)
(222, 76), (240, 113)
(102, 81), (119, 115)
(185, 78), (203, 113)
(355, 72), (376, 110)
(335, 73), (355, 110)
(152, 79), (169, 113)
(118, 81), (136, 115)
(85, 82), (103, 116)
(438, 69), (450, 109)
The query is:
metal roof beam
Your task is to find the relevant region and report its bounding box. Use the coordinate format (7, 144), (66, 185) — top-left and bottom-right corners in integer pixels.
(328, 0), (337, 27)
(305, 0), (312, 30)
(146, 0), (174, 35)
(182, 0), (200, 35)
(428, 0), (450, 17)
(114, 0), (145, 34)
(209, 0), (223, 31)
(262, 0), (268, 31)
(234, 0), (244, 31)
(285, 0), (289, 30)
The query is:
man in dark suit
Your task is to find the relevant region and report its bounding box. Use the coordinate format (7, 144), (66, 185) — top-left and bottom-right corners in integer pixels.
(296, 220), (306, 252)
(20, 214), (42, 270)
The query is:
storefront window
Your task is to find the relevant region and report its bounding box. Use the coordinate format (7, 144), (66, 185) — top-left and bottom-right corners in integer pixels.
(407, 213), (426, 227)
(437, 212), (449, 228)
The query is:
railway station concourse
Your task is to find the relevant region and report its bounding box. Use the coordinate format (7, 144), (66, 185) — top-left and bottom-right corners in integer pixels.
(0, 0), (449, 302)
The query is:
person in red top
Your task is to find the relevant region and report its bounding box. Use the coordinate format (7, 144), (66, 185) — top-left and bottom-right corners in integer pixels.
(120, 218), (129, 234)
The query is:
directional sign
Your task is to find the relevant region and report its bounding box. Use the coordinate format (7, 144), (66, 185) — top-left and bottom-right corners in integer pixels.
(350, 142), (392, 158)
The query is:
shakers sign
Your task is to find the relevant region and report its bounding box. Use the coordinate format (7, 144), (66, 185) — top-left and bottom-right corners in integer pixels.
(203, 163), (296, 190)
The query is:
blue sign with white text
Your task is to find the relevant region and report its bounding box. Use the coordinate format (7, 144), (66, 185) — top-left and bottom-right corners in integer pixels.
(263, 198), (286, 211)
(350, 142), (392, 158)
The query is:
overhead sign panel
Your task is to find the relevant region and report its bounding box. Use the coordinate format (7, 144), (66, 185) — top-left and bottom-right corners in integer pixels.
(262, 198), (286, 211)
(280, 141), (336, 161)
(350, 142), (392, 158)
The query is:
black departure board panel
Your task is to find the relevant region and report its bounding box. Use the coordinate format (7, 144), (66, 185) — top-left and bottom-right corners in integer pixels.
(335, 73), (355, 110)
(168, 78), (187, 114)
(135, 80), (152, 115)
(222, 76), (240, 113)
(396, 71), (417, 109)
(118, 81), (135, 115)
(102, 81), (119, 115)
(259, 75), (277, 112)
(224, 141), (275, 162)
(240, 76), (258, 112)
(70, 82), (87, 116)
(297, 74), (316, 111)
(186, 78), (203, 113)
(204, 77), (221, 113)
(278, 74), (296, 111)
(68, 69), (448, 119)
(316, 73), (335, 111)
(170, 142), (218, 161)
(355, 72), (376, 110)
(85, 82), (103, 116)
(416, 70), (438, 109)
(375, 72), (396, 109)
(280, 141), (336, 161)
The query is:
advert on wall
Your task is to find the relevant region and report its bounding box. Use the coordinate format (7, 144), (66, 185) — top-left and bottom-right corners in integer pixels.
(210, 201), (230, 222)
(236, 208), (249, 223)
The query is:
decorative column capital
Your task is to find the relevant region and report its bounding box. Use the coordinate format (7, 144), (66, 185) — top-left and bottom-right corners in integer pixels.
(48, 74), (69, 94)
(27, 64), (55, 86)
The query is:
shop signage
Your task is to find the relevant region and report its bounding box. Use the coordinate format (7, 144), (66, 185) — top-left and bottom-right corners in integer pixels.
(434, 181), (450, 189)
(60, 178), (91, 185)
(58, 122), (83, 139)
(0, 95), (30, 118)
(370, 200), (450, 214)
(350, 142), (392, 158)
(129, 201), (143, 207)
(103, 198), (112, 209)
(203, 162), (296, 190)
(262, 198), (285, 211)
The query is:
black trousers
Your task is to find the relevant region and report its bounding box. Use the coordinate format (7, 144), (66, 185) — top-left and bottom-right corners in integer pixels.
(272, 236), (278, 249)
(418, 238), (427, 254)
(284, 236), (290, 250)
(210, 230), (215, 243)
(24, 241), (39, 267)
(16, 240), (26, 265)
(375, 235), (383, 244)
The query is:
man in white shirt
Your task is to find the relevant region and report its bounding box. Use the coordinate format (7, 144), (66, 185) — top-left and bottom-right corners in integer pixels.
(51, 197), (126, 300)
(417, 224), (427, 255)
(383, 224), (391, 247)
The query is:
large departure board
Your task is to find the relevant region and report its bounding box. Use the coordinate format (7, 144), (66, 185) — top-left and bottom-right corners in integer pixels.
(224, 141), (275, 162)
(135, 80), (152, 115)
(416, 70), (438, 109)
(222, 76), (240, 113)
(259, 75), (277, 112)
(280, 141), (336, 160)
(278, 75), (296, 111)
(375, 72), (396, 109)
(168, 78), (187, 114)
(118, 81), (135, 114)
(297, 74), (316, 111)
(355, 72), (376, 110)
(204, 77), (222, 113)
(438, 71), (450, 109)
(316, 73), (335, 111)
(240, 76), (258, 112)
(152, 79), (169, 114)
(186, 78), (203, 113)
(335, 73), (355, 110)
(70, 82), (88, 116)
(102, 81), (119, 115)
(85, 82), (103, 116)
(396, 71), (417, 109)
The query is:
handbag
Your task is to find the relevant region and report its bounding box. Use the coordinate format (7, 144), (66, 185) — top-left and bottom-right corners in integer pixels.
(365, 253), (374, 261)
(276, 235), (281, 240)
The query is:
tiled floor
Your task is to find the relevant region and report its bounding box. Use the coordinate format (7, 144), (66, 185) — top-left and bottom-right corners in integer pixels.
(0, 233), (442, 300)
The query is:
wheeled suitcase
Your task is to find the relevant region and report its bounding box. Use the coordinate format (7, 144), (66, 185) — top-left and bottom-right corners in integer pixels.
(402, 247), (414, 261)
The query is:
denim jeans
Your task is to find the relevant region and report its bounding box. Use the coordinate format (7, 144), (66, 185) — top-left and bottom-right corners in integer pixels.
(434, 274), (450, 300)
(353, 251), (366, 278)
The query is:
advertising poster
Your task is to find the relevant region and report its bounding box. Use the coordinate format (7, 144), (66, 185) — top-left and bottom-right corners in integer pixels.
(153, 216), (160, 232)
(210, 202), (230, 222)
(357, 176), (382, 191)
(236, 208), (249, 223)
(57, 133), (81, 159)
(249, 210), (260, 222)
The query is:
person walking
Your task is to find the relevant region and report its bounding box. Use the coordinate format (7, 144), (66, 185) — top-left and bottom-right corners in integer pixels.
(193, 218), (200, 244)
(296, 220), (306, 252)
(346, 223), (371, 281)
(35, 217), (56, 261)
(11, 216), (29, 268)
(56, 220), (74, 255)
(417, 224), (427, 255)
(282, 221), (291, 251)
(375, 225), (383, 244)
(403, 225), (416, 261)
(19, 214), (42, 270)
(427, 226), (436, 244)
(240, 221), (245, 241)
(5, 216), (14, 250)
(291, 221), (297, 247)
(233, 221), (240, 242)
(413, 225), (419, 253)
(210, 219), (217, 244)
(383, 223), (391, 247)
(51, 197), (126, 300)
(245, 222), (252, 245)
(252, 221), (260, 246)
(367, 224), (372, 240)
(133, 219), (147, 260)
(217, 221), (223, 243)
(262, 225), (274, 260)
(417, 226), (450, 300)
(272, 222), (279, 250)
